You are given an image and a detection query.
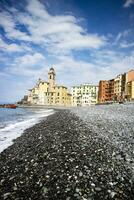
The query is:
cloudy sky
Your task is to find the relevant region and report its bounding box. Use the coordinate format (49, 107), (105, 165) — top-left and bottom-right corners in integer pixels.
(0, 0), (134, 102)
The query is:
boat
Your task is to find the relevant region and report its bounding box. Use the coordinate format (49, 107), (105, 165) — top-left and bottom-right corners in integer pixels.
(0, 104), (17, 109)
(5, 104), (17, 109)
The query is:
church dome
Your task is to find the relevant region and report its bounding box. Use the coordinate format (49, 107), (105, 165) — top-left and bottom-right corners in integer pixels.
(50, 67), (54, 71)
(49, 67), (56, 75)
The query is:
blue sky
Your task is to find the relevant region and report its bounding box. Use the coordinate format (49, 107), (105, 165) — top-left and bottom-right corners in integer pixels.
(0, 0), (134, 102)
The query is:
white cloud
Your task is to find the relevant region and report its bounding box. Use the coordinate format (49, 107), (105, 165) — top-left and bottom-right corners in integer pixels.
(0, 38), (31, 52)
(114, 30), (131, 45)
(26, 0), (50, 19)
(0, 0), (106, 53)
(5, 53), (46, 77)
(123, 0), (134, 8)
(25, 0), (106, 51)
(15, 53), (45, 66)
(114, 33), (122, 44)
(113, 30), (134, 49)
(120, 41), (134, 48)
(48, 33), (105, 52)
(0, 11), (30, 41)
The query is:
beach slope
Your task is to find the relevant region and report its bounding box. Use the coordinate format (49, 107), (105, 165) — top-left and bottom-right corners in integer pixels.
(0, 110), (133, 200)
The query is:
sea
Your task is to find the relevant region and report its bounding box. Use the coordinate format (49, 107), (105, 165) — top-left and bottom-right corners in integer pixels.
(0, 107), (54, 153)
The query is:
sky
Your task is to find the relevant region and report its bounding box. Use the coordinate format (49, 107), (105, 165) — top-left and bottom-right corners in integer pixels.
(0, 0), (134, 102)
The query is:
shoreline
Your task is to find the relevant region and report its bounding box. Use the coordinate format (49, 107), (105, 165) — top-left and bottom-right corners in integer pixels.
(0, 107), (55, 154)
(17, 104), (73, 110)
(17, 100), (134, 110)
(0, 110), (133, 199)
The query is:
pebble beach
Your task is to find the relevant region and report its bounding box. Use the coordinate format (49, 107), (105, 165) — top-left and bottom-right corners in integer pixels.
(0, 106), (134, 200)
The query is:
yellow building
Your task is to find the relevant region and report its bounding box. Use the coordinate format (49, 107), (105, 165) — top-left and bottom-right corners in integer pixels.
(114, 74), (122, 101)
(126, 81), (134, 100)
(27, 68), (72, 107)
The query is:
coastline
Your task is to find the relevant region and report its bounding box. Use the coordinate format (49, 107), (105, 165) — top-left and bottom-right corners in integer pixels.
(0, 110), (133, 199)
(17, 104), (73, 109)
(0, 107), (55, 153)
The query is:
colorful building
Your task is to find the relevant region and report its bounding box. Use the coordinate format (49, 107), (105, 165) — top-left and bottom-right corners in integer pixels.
(98, 69), (134, 103)
(98, 79), (114, 103)
(126, 81), (134, 100)
(98, 81), (108, 103)
(114, 75), (122, 101)
(125, 70), (134, 100)
(27, 68), (72, 106)
(71, 84), (98, 106)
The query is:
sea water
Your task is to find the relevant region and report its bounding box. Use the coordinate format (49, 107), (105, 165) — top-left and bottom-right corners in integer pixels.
(0, 107), (54, 153)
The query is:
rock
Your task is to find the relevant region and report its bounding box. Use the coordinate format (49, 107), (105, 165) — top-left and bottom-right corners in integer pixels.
(42, 187), (48, 194)
(79, 171), (83, 177)
(95, 187), (101, 191)
(91, 183), (95, 187)
(3, 193), (11, 199)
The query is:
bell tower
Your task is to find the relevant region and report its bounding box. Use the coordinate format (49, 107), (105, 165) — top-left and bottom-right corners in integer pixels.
(48, 67), (56, 91)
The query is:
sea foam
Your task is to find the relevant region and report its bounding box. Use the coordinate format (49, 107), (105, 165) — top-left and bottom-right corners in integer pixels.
(0, 109), (54, 153)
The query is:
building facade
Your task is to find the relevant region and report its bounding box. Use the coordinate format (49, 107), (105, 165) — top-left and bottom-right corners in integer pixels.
(125, 70), (134, 100)
(98, 70), (134, 103)
(27, 68), (72, 106)
(98, 81), (108, 103)
(126, 81), (134, 100)
(71, 84), (98, 106)
(114, 75), (122, 101)
(98, 79), (114, 103)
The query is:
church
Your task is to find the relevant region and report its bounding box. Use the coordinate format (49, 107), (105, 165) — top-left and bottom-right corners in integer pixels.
(27, 68), (72, 106)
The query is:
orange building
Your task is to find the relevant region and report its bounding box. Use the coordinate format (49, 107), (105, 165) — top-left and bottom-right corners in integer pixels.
(98, 70), (134, 103)
(98, 79), (114, 103)
(125, 70), (134, 100)
(126, 70), (134, 82)
(98, 81), (107, 103)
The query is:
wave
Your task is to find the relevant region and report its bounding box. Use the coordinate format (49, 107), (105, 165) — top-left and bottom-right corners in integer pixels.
(0, 109), (54, 153)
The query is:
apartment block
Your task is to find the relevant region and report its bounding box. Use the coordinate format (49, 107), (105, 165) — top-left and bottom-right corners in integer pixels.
(126, 81), (134, 100)
(98, 69), (134, 103)
(71, 84), (98, 106)
(98, 79), (114, 103)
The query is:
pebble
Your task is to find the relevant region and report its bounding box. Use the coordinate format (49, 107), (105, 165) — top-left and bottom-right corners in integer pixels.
(79, 171), (83, 177)
(91, 183), (95, 187)
(95, 187), (101, 191)
(110, 191), (116, 198)
(76, 188), (80, 193)
(0, 109), (133, 199)
(3, 193), (11, 199)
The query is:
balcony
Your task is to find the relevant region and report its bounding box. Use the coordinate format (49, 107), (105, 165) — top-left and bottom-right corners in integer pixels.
(33, 94), (38, 99)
